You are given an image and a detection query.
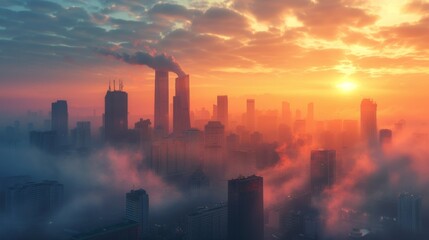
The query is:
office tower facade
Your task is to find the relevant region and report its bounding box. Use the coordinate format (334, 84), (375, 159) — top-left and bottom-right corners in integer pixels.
(246, 99), (255, 132)
(187, 203), (228, 240)
(310, 150), (336, 195)
(379, 129), (393, 146)
(29, 130), (57, 152)
(282, 101), (292, 126)
(51, 100), (68, 146)
(360, 99), (377, 146)
(104, 87), (128, 142)
(126, 189), (149, 239)
(71, 221), (139, 240)
(173, 75), (191, 135)
(398, 193), (422, 233)
(228, 175), (264, 240)
(5, 180), (63, 218)
(217, 95), (228, 128)
(155, 70), (169, 134)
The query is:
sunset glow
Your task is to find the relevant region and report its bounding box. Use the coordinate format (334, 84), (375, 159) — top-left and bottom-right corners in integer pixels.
(336, 81), (357, 93)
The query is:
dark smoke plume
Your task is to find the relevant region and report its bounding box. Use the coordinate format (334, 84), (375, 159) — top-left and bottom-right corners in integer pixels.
(98, 48), (186, 77)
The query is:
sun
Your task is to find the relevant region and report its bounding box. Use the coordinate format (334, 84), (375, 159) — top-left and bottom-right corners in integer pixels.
(336, 81), (357, 93)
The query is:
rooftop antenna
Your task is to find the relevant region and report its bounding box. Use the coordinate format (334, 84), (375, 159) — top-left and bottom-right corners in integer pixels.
(108, 80), (111, 91)
(119, 80), (124, 91)
(113, 79), (116, 91)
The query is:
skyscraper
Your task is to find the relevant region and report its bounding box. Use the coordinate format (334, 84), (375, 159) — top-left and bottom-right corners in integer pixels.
(104, 85), (128, 142)
(173, 74), (191, 135)
(360, 99), (377, 146)
(398, 193), (422, 233)
(155, 70), (169, 135)
(126, 189), (149, 239)
(51, 100), (68, 146)
(217, 95), (228, 128)
(71, 121), (91, 150)
(310, 150), (336, 195)
(228, 175), (264, 240)
(246, 99), (255, 132)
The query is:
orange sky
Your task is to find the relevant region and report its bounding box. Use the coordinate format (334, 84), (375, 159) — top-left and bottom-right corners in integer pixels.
(1, 0), (429, 126)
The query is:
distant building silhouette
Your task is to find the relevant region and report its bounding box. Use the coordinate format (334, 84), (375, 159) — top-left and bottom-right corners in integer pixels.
(187, 203), (227, 240)
(126, 189), (149, 239)
(5, 180), (63, 219)
(398, 193), (422, 233)
(310, 150), (336, 195)
(29, 130), (57, 152)
(246, 99), (255, 132)
(228, 175), (264, 240)
(71, 121), (91, 150)
(51, 100), (68, 146)
(173, 75), (191, 135)
(282, 101), (292, 127)
(104, 85), (128, 142)
(360, 99), (377, 146)
(379, 129), (392, 146)
(71, 220), (139, 240)
(217, 95), (228, 129)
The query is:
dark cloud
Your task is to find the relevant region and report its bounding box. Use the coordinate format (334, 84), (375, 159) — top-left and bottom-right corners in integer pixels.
(148, 3), (201, 20)
(192, 7), (251, 37)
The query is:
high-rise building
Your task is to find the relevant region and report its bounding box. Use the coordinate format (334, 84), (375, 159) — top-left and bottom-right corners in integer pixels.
(173, 75), (191, 135)
(187, 203), (227, 240)
(217, 95), (228, 128)
(155, 70), (169, 135)
(71, 221), (139, 240)
(104, 84), (128, 142)
(360, 99), (377, 146)
(246, 99), (255, 132)
(126, 189), (149, 239)
(51, 100), (68, 146)
(228, 175), (264, 240)
(310, 150), (336, 195)
(398, 193), (422, 233)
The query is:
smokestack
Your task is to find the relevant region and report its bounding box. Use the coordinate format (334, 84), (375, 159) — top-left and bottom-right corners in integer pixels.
(155, 70), (169, 135)
(97, 49), (186, 77)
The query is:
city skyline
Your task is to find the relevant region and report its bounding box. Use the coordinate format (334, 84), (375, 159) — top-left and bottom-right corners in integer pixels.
(1, 1), (429, 240)
(1, 0), (429, 125)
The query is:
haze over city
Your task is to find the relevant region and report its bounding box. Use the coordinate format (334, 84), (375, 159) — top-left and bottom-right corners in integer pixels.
(1, 0), (429, 240)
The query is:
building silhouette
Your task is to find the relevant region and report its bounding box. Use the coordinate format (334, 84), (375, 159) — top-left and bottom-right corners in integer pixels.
(217, 95), (228, 129)
(5, 180), (63, 219)
(398, 193), (422, 233)
(51, 100), (68, 146)
(360, 99), (377, 146)
(173, 75), (191, 135)
(126, 189), (149, 239)
(246, 99), (255, 132)
(282, 101), (292, 127)
(104, 84), (128, 142)
(310, 150), (336, 195)
(228, 175), (264, 240)
(71, 121), (91, 150)
(154, 70), (169, 135)
(186, 203), (227, 240)
(379, 129), (392, 146)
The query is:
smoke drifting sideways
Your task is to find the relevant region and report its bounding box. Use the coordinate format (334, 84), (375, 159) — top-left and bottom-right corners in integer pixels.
(259, 126), (429, 239)
(0, 145), (185, 238)
(97, 48), (186, 77)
